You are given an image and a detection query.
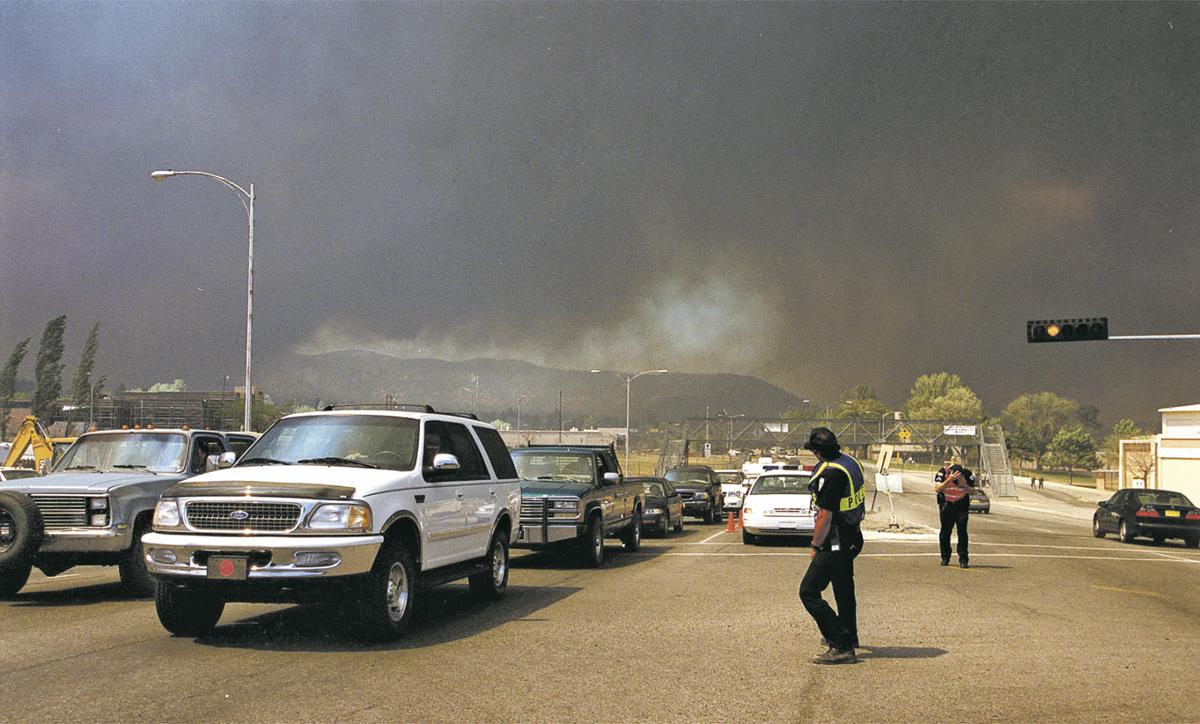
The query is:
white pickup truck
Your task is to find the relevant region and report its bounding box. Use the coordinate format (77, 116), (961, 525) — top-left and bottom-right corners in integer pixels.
(143, 406), (522, 641)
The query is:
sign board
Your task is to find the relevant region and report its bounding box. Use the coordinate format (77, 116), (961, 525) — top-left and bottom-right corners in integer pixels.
(876, 444), (894, 475)
(876, 472), (903, 493)
(703, 442), (712, 458)
(898, 427), (912, 443)
(1131, 478), (1146, 489)
(942, 425), (977, 436)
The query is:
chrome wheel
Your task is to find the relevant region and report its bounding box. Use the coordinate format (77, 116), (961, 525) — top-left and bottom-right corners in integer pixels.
(0, 509), (15, 555)
(386, 561), (410, 622)
(491, 539), (507, 587)
(592, 523), (603, 557)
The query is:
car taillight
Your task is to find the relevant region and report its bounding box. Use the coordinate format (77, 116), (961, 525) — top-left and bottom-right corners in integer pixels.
(1135, 506), (1160, 518)
(1186, 511), (1200, 521)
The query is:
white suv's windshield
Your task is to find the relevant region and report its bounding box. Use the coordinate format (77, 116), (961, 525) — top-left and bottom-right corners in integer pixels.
(55, 432), (188, 474)
(241, 415), (420, 471)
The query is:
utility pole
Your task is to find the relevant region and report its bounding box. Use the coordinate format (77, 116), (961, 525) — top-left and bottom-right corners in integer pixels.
(558, 390), (563, 444)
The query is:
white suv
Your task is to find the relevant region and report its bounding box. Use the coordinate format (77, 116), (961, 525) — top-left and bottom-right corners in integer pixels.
(143, 406), (522, 641)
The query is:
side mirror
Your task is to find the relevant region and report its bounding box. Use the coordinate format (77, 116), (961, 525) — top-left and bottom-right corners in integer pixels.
(432, 453), (460, 471)
(207, 452), (237, 472)
(603, 472), (621, 485)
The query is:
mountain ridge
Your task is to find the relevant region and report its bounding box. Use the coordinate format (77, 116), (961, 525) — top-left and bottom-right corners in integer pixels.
(257, 350), (803, 426)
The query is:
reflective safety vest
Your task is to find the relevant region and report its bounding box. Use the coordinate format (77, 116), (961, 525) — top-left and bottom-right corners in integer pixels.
(812, 453), (866, 525)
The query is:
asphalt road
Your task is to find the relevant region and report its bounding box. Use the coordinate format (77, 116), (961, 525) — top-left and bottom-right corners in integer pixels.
(2, 481), (1197, 722)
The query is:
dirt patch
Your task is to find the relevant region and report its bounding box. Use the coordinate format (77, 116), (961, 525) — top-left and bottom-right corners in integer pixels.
(861, 510), (929, 534)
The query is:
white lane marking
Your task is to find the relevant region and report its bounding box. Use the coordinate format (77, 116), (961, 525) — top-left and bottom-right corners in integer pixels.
(698, 530), (731, 544)
(1150, 551), (1200, 564)
(635, 551), (1200, 563)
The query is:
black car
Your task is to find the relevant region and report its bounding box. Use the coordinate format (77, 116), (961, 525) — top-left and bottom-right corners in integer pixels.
(665, 466), (723, 523)
(968, 486), (991, 514)
(1094, 488), (1200, 547)
(631, 477), (684, 536)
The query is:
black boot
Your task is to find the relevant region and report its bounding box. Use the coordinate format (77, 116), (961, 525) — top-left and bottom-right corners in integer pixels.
(812, 646), (857, 665)
(959, 558), (969, 569)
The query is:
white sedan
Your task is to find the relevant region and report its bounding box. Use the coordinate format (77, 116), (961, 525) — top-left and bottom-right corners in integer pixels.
(741, 471), (815, 545)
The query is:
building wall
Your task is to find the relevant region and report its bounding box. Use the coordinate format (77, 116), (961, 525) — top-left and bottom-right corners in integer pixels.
(1157, 457), (1200, 503)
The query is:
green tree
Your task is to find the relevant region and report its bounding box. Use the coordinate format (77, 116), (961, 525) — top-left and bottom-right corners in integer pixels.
(31, 315), (67, 421)
(67, 322), (101, 426)
(1103, 418), (1145, 457)
(0, 337), (32, 439)
(905, 372), (983, 420)
(1000, 392), (1079, 470)
(1045, 426), (1098, 483)
(834, 384), (891, 419)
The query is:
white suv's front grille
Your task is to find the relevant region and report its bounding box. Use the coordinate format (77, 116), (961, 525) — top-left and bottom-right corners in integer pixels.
(185, 501), (302, 532)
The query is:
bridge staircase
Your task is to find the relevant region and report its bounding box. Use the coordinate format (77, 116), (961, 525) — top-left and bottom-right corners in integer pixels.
(656, 438), (688, 476)
(980, 425), (1018, 498)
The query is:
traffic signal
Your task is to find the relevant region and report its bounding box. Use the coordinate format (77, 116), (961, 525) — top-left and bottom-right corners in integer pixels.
(1027, 318), (1108, 343)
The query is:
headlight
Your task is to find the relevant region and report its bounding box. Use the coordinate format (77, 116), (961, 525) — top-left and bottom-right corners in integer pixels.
(307, 503), (372, 532)
(694, 492), (709, 500)
(742, 507), (754, 515)
(88, 496), (110, 526)
(153, 499), (181, 530)
(551, 499), (579, 510)
(645, 508), (663, 515)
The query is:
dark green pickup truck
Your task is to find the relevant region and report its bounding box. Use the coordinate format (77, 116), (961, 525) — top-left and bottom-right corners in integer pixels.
(510, 444), (644, 567)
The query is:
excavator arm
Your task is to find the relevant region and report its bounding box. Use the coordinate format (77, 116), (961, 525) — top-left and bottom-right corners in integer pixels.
(3, 416), (58, 472)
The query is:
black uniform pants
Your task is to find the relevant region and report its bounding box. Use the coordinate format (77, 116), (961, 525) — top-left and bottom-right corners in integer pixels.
(799, 548), (858, 650)
(939, 504), (969, 562)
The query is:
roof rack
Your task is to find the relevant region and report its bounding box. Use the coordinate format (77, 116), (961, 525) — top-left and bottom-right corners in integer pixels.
(316, 404), (478, 421)
(321, 403), (435, 412)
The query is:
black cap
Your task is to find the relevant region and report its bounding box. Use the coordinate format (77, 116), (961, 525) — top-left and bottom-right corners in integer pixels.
(804, 427), (841, 456)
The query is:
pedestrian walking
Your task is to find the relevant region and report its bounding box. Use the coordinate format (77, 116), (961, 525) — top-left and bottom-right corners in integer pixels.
(934, 462), (977, 568)
(798, 427), (866, 665)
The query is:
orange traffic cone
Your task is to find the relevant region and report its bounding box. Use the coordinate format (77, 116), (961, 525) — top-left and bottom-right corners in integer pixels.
(725, 507), (737, 532)
(737, 506), (745, 531)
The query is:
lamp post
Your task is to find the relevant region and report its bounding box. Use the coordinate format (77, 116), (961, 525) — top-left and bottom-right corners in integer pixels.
(87, 372), (95, 430)
(151, 169), (255, 432)
(516, 393), (527, 434)
(590, 368), (668, 472)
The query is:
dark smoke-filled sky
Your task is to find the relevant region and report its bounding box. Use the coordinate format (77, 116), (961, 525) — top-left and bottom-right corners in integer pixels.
(2, 2), (1198, 426)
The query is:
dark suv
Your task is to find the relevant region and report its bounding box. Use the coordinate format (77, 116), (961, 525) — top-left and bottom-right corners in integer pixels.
(665, 466), (723, 524)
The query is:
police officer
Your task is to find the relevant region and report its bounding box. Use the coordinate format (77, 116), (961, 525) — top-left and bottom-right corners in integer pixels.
(798, 427), (866, 665)
(934, 462), (976, 568)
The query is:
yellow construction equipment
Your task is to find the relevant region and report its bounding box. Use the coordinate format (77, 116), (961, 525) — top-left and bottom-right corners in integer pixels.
(2, 416), (75, 473)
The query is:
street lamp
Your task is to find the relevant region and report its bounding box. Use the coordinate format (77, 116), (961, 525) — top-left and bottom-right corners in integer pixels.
(590, 368), (668, 472)
(151, 169), (255, 431)
(516, 393), (527, 434)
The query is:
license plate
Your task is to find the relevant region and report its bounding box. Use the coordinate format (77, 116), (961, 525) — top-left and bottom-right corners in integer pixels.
(779, 521), (798, 529)
(206, 556), (248, 580)
(1165, 510), (1181, 518)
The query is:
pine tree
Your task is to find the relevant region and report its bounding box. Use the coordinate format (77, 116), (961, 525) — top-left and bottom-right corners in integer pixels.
(67, 322), (101, 425)
(0, 337), (32, 440)
(31, 315), (67, 421)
